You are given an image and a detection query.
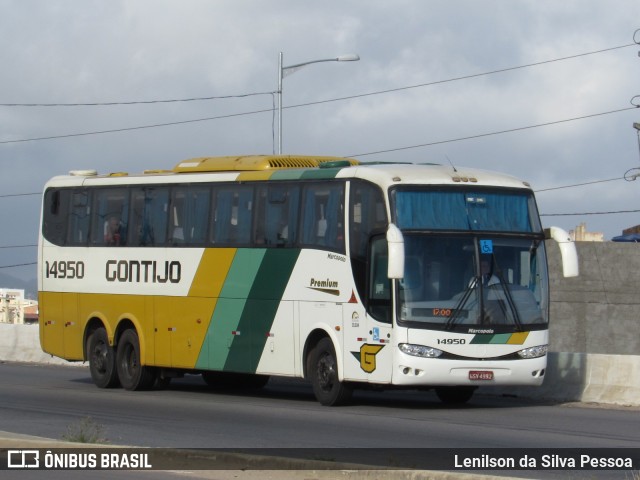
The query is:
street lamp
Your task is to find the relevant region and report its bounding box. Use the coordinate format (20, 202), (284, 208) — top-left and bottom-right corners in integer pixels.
(277, 52), (360, 154)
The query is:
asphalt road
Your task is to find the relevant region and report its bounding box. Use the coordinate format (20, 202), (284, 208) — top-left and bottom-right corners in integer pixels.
(0, 361), (638, 479)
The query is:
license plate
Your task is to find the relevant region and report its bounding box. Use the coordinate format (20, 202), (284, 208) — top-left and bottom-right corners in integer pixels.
(469, 370), (494, 381)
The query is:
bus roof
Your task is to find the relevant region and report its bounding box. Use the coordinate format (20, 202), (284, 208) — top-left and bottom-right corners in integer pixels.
(47, 155), (532, 191)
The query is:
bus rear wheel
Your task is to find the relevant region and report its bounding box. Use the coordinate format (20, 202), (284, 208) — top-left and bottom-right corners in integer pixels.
(87, 327), (119, 388)
(116, 329), (156, 391)
(308, 337), (352, 406)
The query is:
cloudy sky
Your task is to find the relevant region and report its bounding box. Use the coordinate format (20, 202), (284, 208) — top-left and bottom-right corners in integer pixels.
(2, 0), (640, 283)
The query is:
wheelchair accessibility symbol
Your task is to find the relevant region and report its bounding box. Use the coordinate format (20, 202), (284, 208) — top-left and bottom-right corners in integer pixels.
(480, 240), (493, 254)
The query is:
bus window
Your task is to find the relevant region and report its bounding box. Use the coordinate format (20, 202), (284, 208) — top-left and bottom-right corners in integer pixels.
(300, 183), (344, 252)
(169, 186), (210, 246)
(130, 187), (170, 246)
(254, 184), (299, 247)
(43, 188), (70, 246)
(92, 188), (129, 246)
(368, 235), (392, 323)
(68, 190), (91, 245)
(349, 181), (388, 299)
(212, 186), (253, 245)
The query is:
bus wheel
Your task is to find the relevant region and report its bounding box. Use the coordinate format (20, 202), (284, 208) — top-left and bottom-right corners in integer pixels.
(308, 337), (352, 406)
(435, 386), (475, 405)
(87, 327), (119, 388)
(116, 329), (156, 391)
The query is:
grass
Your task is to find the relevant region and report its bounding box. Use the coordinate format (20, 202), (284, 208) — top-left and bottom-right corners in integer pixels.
(61, 416), (109, 444)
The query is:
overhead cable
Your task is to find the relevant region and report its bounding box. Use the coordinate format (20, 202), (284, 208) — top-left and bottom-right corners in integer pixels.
(1, 43), (633, 108)
(0, 92), (275, 107)
(349, 107), (637, 157)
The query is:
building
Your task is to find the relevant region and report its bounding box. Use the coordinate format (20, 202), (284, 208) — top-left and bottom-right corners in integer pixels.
(570, 222), (604, 242)
(0, 288), (38, 324)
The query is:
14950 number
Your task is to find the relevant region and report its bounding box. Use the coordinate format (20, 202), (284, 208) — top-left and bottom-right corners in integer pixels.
(44, 260), (85, 279)
(437, 338), (466, 345)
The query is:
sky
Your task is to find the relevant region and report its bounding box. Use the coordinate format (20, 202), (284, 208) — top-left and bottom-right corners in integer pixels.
(1, 0), (640, 284)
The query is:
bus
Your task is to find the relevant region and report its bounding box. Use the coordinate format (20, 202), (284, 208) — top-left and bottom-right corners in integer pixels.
(38, 155), (578, 405)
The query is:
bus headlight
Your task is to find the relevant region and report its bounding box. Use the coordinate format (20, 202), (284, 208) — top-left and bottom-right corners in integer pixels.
(517, 345), (548, 359)
(399, 343), (443, 358)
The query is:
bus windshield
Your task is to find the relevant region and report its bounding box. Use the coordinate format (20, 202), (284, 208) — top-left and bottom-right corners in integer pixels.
(393, 188), (542, 232)
(397, 235), (549, 331)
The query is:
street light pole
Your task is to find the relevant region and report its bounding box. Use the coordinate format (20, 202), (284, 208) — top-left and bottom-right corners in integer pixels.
(277, 52), (360, 154)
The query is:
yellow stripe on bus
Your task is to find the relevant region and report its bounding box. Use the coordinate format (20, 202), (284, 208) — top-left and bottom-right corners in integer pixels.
(188, 248), (237, 298)
(507, 332), (529, 345)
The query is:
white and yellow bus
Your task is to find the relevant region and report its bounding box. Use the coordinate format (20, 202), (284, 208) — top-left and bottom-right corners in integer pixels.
(38, 155), (578, 405)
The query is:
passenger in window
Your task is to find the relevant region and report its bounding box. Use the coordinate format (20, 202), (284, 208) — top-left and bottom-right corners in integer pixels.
(469, 258), (499, 288)
(104, 216), (123, 246)
(278, 221), (288, 246)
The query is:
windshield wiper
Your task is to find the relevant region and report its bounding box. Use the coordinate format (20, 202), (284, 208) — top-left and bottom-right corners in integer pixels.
(445, 277), (478, 330)
(493, 269), (523, 330)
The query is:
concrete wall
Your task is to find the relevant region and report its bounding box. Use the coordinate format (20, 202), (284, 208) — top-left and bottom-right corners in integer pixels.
(0, 323), (81, 366)
(548, 241), (640, 355)
(499, 241), (640, 406)
(1, 241), (638, 406)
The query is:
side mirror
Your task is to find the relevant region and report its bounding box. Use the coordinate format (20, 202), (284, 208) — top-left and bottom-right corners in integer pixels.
(387, 223), (405, 279)
(544, 226), (579, 277)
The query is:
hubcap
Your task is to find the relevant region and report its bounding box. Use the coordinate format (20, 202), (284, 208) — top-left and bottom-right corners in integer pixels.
(317, 352), (336, 392)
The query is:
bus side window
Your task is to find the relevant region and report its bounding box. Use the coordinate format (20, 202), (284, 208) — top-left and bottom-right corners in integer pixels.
(130, 187), (169, 246)
(43, 188), (70, 246)
(170, 186), (210, 246)
(212, 186), (253, 245)
(368, 235), (392, 323)
(300, 183), (344, 252)
(92, 188), (129, 246)
(349, 181), (388, 302)
(68, 190), (91, 245)
(254, 184), (299, 247)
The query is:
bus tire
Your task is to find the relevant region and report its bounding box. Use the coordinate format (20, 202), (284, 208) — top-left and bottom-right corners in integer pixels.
(308, 337), (352, 406)
(116, 329), (156, 391)
(87, 327), (120, 388)
(435, 386), (475, 405)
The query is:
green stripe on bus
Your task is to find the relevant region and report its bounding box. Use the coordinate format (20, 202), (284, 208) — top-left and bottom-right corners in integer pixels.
(470, 333), (520, 344)
(196, 249), (266, 371)
(299, 168), (344, 179)
(224, 249), (300, 372)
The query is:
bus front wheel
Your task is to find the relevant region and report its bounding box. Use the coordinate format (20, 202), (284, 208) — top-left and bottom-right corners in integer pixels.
(307, 337), (352, 406)
(87, 327), (119, 388)
(116, 329), (156, 391)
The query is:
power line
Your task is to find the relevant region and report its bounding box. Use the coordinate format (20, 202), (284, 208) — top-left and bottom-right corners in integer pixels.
(293, 43), (637, 110)
(0, 107), (274, 144)
(0, 92), (275, 107)
(348, 106), (638, 157)
(1, 43), (632, 108)
(534, 177), (623, 192)
(0, 42), (634, 145)
(0, 109), (636, 199)
(541, 209), (640, 217)
(0, 192), (41, 198)
(2, 99), (635, 148)
(0, 262), (36, 269)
